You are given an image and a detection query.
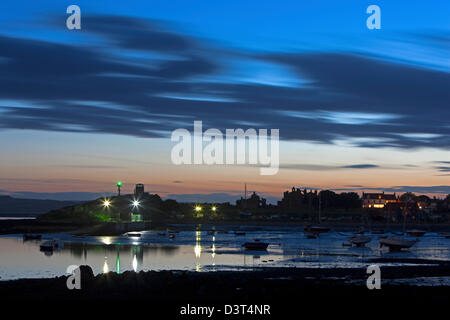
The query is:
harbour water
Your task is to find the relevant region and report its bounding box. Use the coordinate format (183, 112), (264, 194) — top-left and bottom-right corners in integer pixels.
(1, 226), (449, 282)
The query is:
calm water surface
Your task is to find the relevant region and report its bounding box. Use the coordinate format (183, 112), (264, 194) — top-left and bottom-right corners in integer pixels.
(1, 227), (449, 281)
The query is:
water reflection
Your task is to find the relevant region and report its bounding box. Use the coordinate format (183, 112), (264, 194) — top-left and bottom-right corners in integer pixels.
(103, 259), (109, 273)
(195, 231), (202, 258)
(132, 255), (137, 272)
(116, 250), (120, 274)
(0, 229), (449, 281)
(195, 231), (202, 271)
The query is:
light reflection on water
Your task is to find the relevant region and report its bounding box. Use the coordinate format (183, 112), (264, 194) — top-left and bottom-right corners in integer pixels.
(0, 228), (449, 280)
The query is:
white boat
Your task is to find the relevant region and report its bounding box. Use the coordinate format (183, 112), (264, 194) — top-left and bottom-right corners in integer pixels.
(349, 235), (372, 247)
(379, 236), (417, 251)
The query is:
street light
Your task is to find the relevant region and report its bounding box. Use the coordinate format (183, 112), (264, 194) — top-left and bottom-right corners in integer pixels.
(211, 206), (217, 212)
(195, 205), (202, 212)
(131, 199), (140, 209)
(102, 199), (111, 208)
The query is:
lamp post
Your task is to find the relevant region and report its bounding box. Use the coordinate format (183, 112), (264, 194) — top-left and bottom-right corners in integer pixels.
(195, 205), (202, 218)
(116, 181), (122, 196)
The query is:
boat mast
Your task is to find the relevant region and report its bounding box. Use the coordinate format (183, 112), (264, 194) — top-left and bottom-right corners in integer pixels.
(318, 190), (321, 224)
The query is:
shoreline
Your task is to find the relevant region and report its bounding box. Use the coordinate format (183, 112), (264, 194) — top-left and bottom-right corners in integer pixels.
(1, 218), (450, 236)
(1, 264), (449, 307)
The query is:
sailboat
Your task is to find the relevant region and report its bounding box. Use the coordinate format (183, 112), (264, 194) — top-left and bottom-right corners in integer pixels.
(349, 211), (371, 246)
(304, 191), (330, 237)
(379, 197), (418, 251)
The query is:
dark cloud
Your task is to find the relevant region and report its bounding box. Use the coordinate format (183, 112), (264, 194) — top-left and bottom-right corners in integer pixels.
(82, 15), (194, 52)
(0, 14), (448, 150)
(340, 164), (378, 169)
(333, 185), (450, 195)
(279, 164), (379, 171)
(1, 191), (114, 201)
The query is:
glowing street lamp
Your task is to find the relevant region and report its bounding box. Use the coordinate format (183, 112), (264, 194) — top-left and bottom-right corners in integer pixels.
(131, 199), (140, 209)
(116, 181), (122, 196)
(102, 199), (111, 208)
(211, 206), (217, 212)
(195, 205), (202, 212)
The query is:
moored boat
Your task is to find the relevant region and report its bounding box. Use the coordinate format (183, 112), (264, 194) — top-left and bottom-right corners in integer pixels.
(243, 241), (269, 250)
(349, 235), (372, 247)
(304, 225), (330, 234)
(127, 233), (141, 238)
(23, 234), (42, 241)
(234, 232), (246, 236)
(406, 229), (426, 237)
(379, 236), (417, 251)
(39, 239), (61, 252)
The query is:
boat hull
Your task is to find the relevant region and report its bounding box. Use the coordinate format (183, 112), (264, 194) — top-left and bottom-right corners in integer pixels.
(349, 236), (372, 247)
(379, 237), (417, 251)
(243, 242), (269, 250)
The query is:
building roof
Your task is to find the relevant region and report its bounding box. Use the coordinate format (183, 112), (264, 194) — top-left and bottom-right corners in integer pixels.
(362, 192), (396, 200)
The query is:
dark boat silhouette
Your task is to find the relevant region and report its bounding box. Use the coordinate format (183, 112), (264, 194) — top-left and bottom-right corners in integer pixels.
(349, 235), (372, 247)
(127, 233), (141, 238)
(243, 241), (269, 250)
(304, 225), (330, 234)
(379, 236), (417, 251)
(23, 234), (42, 241)
(406, 229), (426, 237)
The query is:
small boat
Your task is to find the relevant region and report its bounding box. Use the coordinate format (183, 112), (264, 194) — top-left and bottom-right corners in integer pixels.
(40, 240), (61, 252)
(127, 233), (141, 238)
(207, 231), (215, 235)
(23, 234), (42, 241)
(371, 229), (385, 235)
(353, 227), (366, 234)
(379, 236), (417, 251)
(218, 230), (228, 234)
(306, 233), (318, 239)
(406, 229), (426, 237)
(234, 232), (246, 236)
(342, 242), (352, 247)
(169, 234), (175, 239)
(349, 235), (372, 247)
(304, 225), (330, 234)
(243, 241), (269, 250)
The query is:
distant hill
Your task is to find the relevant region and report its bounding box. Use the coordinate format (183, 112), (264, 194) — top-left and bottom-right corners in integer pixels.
(0, 196), (80, 216)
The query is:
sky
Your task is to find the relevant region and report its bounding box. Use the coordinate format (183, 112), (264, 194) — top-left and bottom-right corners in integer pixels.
(0, 0), (449, 203)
